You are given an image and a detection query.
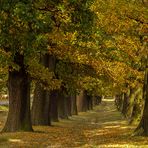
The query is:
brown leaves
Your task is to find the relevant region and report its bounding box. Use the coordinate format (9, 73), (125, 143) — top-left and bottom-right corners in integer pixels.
(1, 99), (148, 147)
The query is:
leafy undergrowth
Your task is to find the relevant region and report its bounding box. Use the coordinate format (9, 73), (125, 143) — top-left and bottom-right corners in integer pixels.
(0, 99), (148, 148)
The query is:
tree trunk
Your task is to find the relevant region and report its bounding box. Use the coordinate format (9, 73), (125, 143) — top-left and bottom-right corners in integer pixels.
(3, 53), (33, 132)
(50, 90), (59, 122)
(58, 90), (68, 119)
(87, 95), (93, 110)
(31, 84), (51, 125)
(97, 96), (102, 104)
(71, 95), (78, 115)
(126, 88), (135, 120)
(77, 90), (88, 112)
(67, 96), (72, 116)
(122, 93), (129, 117)
(128, 87), (143, 124)
(92, 96), (97, 106)
(134, 65), (148, 136)
(31, 54), (51, 126)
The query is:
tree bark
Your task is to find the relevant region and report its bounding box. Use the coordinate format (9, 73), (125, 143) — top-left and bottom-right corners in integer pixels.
(31, 84), (51, 125)
(50, 90), (59, 122)
(128, 87), (143, 124)
(58, 89), (69, 119)
(3, 53), (33, 132)
(71, 95), (78, 115)
(134, 65), (148, 136)
(126, 88), (135, 120)
(67, 96), (72, 116)
(97, 96), (102, 105)
(77, 90), (88, 112)
(87, 95), (93, 110)
(31, 54), (51, 126)
(122, 93), (129, 117)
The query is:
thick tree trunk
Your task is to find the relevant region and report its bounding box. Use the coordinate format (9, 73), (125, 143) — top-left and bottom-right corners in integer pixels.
(71, 95), (78, 115)
(93, 96), (99, 106)
(31, 85), (51, 125)
(87, 95), (93, 110)
(134, 66), (148, 136)
(31, 54), (51, 126)
(58, 90), (68, 119)
(117, 94), (124, 111)
(67, 96), (72, 116)
(3, 54), (33, 132)
(122, 93), (129, 117)
(77, 90), (88, 112)
(48, 55), (58, 122)
(126, 88), (135, 120)
(128, 87), (143, 124)
(97, 96), (102, 104)
(50, 90), (59, 122)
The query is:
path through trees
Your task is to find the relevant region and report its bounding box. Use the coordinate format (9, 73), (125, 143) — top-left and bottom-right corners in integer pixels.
(1, 98), (148, 147)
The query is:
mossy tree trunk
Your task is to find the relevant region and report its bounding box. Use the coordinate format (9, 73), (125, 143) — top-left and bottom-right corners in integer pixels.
(128, 87), (143, 124)
(135, 63), (148, 136)
(126, 88), (136, 120)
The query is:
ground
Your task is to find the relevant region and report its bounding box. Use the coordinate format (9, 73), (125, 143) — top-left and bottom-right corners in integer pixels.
(0, 99), (148, 148)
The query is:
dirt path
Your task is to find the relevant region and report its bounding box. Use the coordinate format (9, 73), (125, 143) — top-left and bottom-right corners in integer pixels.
(0, 99), (148, 148)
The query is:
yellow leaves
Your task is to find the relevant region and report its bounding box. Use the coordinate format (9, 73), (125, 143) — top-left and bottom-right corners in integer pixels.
(27, 59), (61, 90)
(113, 35), (142, 61)
(0, 49), (11, 58)
(104, 40), (114, 48)
(55, 10), (71, 24)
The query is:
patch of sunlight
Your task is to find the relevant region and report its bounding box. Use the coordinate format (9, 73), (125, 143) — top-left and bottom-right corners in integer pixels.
(97, 144), (148, 148)
(84, 129), (110, 137)
(102, 120), (127, 125)
(9, 139), (23, 143)
(104, 125), (121, 129)
(47, 144), (61, 148)
(103, 98), (115, 102)
(95, 132), (106, 136)
(120, 126), (129, 129)
(90, 122), (99, 125)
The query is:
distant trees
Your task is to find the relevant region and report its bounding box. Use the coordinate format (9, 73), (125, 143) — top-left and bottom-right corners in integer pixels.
(0, 0), (147, 136)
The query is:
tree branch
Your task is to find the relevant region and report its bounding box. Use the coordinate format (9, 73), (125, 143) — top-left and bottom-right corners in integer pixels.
(126, 15), (148, 24)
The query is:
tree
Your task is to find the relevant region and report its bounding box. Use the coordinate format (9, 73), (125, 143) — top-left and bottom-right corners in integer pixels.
(0, 0), (58, 132)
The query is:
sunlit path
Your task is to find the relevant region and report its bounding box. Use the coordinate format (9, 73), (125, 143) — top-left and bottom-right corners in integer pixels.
(1, 98), (148, 147)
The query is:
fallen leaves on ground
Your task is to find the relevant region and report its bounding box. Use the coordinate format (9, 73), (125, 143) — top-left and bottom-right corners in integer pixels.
(0, 99), (148, 148)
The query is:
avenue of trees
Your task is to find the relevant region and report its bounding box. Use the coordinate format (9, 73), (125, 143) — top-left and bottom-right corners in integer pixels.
(0, 0), (148, 136)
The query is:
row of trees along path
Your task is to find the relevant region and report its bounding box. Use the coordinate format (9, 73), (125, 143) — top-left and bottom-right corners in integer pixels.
(0, 0), (148, 147)
(1, 97), (148, 147)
